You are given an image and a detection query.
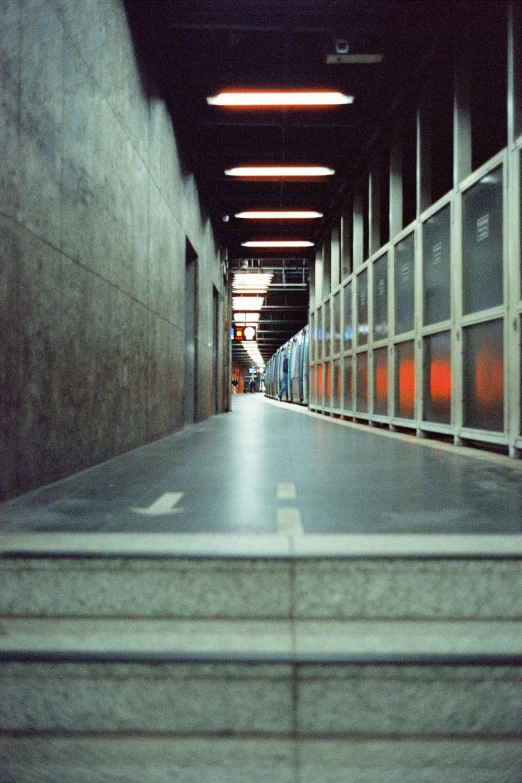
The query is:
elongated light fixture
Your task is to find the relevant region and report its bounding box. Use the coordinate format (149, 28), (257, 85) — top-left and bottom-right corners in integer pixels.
(235, 210), (323, 219)
(242, 240), (314, 248)
(207, 91), (353, 106)
(226, 166), (334, 177)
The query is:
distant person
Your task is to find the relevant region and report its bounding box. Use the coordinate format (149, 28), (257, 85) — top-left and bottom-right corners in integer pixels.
(231, 379), (238, 394)
(278, 350), (290, 401)
(250, 379), (256, 393)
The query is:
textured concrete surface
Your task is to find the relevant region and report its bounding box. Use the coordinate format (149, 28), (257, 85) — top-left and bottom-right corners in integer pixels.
(1, 550), (521, 619)
(1, 738), (521, 783)
(1, 659), (520, 736)
(0, 0), (224, 501)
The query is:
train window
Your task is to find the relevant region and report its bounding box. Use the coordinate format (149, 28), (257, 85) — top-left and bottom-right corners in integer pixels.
(423, 331), (451, 424)
(463, 319), (504, 431)
(317, 306), (323, 360)
(333, 359), (341, 409)
(324, 301), (332, 358)
(423, 205), (451, 326)
(462, 166), (503, 316)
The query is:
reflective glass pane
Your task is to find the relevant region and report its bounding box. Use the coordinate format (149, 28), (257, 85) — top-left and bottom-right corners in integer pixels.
(343, 282), (353, 351)
(423, 331), (451, 423)
(310, 364), (317, 406)
(463, 319), (504, 431)
(373, 347), (388, 415)
(333, 358), (341, 409)
(356, 352), (369, 412)
(423, 205), (451, 325)
(395, 233), (415, 334)
(324, 302), (331, 358)
(310, 312), (316, 362)
(373, 253), (389, 341)
(344, 355), (353, 411)
(325, 361), (332, 405)
(333, 291), (341, 355)
(462, 166), (503, 315)
(357, 269), (368, 346)
(317, 306), (323, 360)
(395, 340), (415, 418)
(317, 362), (324, 405)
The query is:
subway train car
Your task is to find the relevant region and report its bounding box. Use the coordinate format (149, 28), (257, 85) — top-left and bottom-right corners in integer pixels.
(265, 326), (309, 405)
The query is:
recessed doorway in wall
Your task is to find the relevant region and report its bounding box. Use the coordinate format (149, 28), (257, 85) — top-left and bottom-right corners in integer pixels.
(184, 239), (198, 424)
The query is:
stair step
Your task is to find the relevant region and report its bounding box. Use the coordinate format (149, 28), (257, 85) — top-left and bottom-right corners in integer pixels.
(1, 620), (521, 738)
(2, 533), (522, 620)
(2, 737), (522, 783)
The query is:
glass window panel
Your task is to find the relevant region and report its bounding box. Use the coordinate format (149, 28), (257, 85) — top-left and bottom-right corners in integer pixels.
(310, 312), (316, 362)
(462, 166), (503, 315)
(315, 307), (323, 359)
(423, 205), (451, 325)
(333, 291), (341, 355)
(373, 253), (389, 341)
(373, 347), (388, 415)
(463, 319), (504, 431)
(357, 269), (368, 346)
(356, 352), (369, 412)
(325, 361), (332, 406)
(324, 302), (331, 358)
(395, 233), (415, 334)
(423, 331), (451, 424)
(395, 340), (415, 418)
(317, 362), (324, 406)
(310, 364), (317, 406)
(343, 282), (353, 351)
(333, 358), (341, 409)
(344, 355), (353, 411)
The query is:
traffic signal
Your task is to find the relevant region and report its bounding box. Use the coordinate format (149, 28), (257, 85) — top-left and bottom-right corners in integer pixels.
(233, 325), (257, 342)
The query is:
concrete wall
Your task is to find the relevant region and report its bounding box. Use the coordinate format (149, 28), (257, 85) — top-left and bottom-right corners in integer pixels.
(0, 0), (224, 500)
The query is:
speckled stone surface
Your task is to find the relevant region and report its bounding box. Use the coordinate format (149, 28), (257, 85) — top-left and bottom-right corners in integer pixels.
(0, 662), (293, 734)
(293, 558), (522, 619)
(1, 737), (521, 783)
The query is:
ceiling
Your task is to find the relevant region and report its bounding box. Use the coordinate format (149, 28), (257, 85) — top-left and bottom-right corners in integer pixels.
(124, 0), (487, 367)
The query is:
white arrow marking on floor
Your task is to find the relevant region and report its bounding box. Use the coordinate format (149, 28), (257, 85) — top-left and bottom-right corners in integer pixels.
(132, 492), (184, 516)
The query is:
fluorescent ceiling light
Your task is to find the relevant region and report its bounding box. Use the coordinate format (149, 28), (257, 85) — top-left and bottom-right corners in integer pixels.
(233, 312), (260, 322)
(232, 273), (273, 290)
(225, 166), (334, 177)
(232, 296), (264, 310)
(235, 211), (323, 219)
(207, 91), (353, 106)
(242, 240), (314, 248)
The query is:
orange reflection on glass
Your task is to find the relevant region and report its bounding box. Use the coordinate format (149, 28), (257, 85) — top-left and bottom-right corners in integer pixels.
(399, 358), (415, 417)
(475, 345), (503, 408)
(430, 360), (452, 402)
(375, 363), (388, 405)
(326, 362), (332, 399)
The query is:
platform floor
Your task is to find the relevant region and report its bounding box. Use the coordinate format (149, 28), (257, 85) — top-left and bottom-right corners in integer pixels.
(1, 394), (521, 535)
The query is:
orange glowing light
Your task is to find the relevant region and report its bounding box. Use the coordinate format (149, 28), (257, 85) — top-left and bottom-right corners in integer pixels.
(375, 363), (388, 403)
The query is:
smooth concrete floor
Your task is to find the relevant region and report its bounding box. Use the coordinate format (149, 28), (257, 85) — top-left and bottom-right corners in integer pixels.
(1, 394), (521, 534)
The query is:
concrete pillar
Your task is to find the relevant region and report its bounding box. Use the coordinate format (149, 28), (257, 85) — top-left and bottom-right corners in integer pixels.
(353, 194), (364, 270)
(389, 134), (403, 239)
(331, 222), (341, 289)
(417, 98), (432, 215)
(369, 167), (381, 256)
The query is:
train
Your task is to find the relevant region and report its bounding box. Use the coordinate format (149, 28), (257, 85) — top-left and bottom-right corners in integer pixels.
(264, 325), (309, 405)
